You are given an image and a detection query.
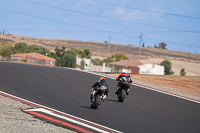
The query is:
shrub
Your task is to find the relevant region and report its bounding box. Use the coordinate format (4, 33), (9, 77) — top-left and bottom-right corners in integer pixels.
(160, 60), (174, 75)
(180, 68), (186, 76)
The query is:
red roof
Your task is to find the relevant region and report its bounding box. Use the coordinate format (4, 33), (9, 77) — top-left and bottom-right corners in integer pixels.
(11, 52), (56, 62)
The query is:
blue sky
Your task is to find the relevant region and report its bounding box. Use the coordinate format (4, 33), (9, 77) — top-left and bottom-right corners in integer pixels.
(0, 0), (200, 54)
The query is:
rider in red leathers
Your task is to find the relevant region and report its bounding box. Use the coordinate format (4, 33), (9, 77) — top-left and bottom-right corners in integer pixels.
(115, 69), (132, 95)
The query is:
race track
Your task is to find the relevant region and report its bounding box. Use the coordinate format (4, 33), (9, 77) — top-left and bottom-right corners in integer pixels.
(0, 62), (200, 133)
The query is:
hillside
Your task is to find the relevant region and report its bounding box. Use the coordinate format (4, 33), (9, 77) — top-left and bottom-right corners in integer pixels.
(0, 34), (200, 76)
(1, 34), (200, 62)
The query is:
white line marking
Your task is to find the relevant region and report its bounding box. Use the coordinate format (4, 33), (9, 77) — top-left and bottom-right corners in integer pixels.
(0, 90), (122, 133)
(132, 83), (200, 104)
(24, 108), (120, 133)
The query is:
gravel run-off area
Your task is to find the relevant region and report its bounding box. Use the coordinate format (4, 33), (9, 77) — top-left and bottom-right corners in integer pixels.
(0, 94), (76, 133)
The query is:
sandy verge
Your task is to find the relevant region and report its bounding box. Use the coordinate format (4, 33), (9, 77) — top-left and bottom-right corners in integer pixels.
(111, 74), (200, 101)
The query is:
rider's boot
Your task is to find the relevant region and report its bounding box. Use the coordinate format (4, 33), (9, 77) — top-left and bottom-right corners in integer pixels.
(115, 86), (119, 94)
(126, 88), (130, 95)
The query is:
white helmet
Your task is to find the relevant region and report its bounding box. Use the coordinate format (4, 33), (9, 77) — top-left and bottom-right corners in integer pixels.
(121, 69), (127, 74)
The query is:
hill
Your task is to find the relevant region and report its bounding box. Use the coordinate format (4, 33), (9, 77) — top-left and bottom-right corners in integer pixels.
(0, 34), (200, 76)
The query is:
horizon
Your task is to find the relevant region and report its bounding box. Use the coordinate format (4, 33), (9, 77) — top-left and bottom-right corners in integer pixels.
(2, 34), (199, 56)
(1, 0), (200, 54)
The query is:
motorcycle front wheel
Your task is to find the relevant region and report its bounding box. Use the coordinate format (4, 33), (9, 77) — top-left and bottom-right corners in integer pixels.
(91, 94), (100, 109)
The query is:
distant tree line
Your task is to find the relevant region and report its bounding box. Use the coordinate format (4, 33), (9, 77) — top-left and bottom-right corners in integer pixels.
(141, 42), (168, 50)
(0, 42), (92, 68)
(91, 53), (129, 66)
(0, 42), (52, 56)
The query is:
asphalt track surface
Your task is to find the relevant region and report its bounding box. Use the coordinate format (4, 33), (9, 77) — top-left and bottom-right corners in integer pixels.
(0, 62), (200, 133)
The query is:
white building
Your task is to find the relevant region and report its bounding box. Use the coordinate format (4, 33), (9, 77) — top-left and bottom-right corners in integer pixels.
(138, 64), (164, 75)
(76, 55), (91, 70)
(90, 63), (112, 72)
(76, 55), (82, 66)
(84, 58), (91, 70)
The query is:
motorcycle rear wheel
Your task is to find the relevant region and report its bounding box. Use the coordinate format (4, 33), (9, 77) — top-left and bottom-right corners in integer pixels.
(118, 89), (125, 102)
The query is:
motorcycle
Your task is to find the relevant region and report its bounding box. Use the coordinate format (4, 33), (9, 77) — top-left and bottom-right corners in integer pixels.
(116, 78), (131, 102)
(90, 86), (106, 109)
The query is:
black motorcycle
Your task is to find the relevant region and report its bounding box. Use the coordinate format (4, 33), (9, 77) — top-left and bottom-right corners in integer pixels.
(116, 78), (131, 102)
(90, 86), (106, 109)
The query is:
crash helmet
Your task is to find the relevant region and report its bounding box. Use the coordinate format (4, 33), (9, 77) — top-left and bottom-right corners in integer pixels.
(121, 69), (127, 74)
(99, 77), (105, 82)
(99, 77), (107, 86)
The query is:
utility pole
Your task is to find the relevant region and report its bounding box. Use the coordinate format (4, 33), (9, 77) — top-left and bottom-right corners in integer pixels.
(137, 33), (143, 61)
(112, 45), (116, 72)
(107, 35), (111, 58)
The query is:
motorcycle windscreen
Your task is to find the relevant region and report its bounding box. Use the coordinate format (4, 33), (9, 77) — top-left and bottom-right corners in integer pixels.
(100, 79), (108, 87)
(122, 76), (131, 83)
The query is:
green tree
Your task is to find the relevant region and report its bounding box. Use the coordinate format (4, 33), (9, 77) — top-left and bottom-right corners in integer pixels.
(71, 47), (92, 59)
(103, 57), (113, 64)
(61, 46), (66, 53)
(112, 53), (129, 61)
(0, 42), (13, 56)
(160, 60), (174, 75)
(159, 42), (167, 49)
(13, 42), (28, 53)
(142, 43), (145, 47)
(28, 45), (41, 52)
(28, 45), (51, 56)
(154, 44), (158, 48)
(71, 47), (83, 57)
(0, 42), (10, 55)
(1, 45), (13, 57)
(180, 68), (186, 76)
(50, 52), (60, 66)
(55, 47), (62, 57)
(42, 48), (51, 56)
(91, 59), (103, 66)
(83, 48), (92, 59)
(62, 50), (76, 68)
(104, 41), (108, 43)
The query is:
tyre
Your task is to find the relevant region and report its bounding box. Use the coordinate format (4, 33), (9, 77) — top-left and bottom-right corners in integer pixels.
(118, 89), (125, 102)
(91, 95), (100, 109)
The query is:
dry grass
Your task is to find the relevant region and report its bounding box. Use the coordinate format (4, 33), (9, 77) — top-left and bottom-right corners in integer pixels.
(1, 34), (200, 76)
(111, 73), (200, 100)
(140, 58), (200, 76)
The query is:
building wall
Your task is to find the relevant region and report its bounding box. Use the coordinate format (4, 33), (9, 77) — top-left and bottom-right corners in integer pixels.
(76, 56), (91, 70)
(138, 64), (164, 75)
(90, 63), (111, 72)
(11, 55), (55, 66)
(84, 59), (91, 70)
(76, 56), (82, 66)
(11, 56), (26, 62)
(127, 66), (140, 74)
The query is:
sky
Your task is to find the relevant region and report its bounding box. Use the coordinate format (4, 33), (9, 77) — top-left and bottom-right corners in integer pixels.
(0, 0), (200, 54)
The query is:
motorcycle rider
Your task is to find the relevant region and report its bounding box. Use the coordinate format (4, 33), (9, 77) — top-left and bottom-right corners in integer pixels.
(91, 77), (109, 100)
(115, 69), (132, 95)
